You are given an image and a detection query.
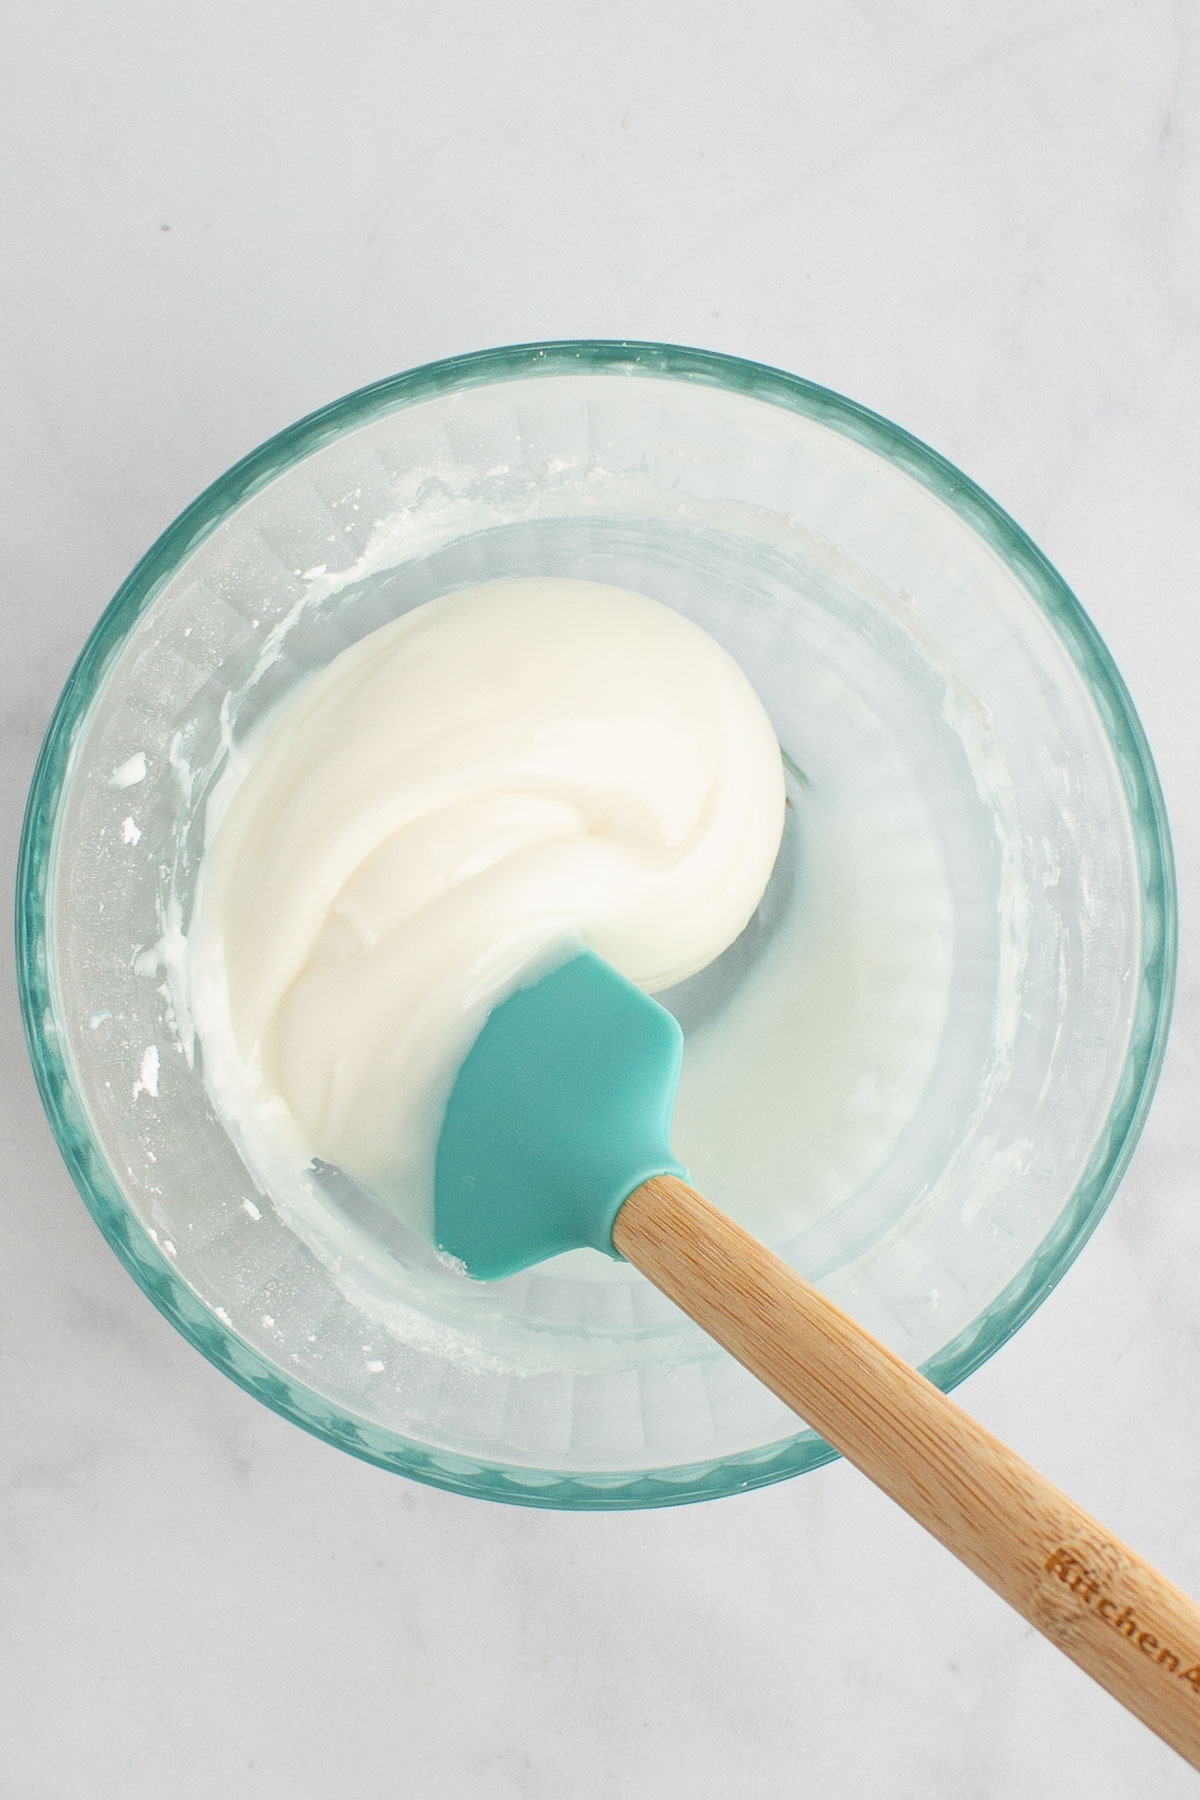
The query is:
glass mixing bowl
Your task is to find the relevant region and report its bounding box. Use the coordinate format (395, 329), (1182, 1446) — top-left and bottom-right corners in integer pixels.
(17, 342), (1175, 1508)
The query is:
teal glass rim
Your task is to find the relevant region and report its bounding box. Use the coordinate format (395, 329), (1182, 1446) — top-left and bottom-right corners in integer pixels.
(15, 340), (1178, 1509)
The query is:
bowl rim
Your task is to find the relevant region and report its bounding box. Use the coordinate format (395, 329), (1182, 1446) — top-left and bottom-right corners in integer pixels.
(15, 338), (1177, 1509)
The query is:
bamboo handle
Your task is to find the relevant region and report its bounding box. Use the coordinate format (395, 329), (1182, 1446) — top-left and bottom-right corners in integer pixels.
(613, 1174), (1200, 1769)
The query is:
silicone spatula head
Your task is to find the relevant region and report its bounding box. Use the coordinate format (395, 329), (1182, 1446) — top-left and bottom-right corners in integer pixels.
(434, 949), (688, 1279)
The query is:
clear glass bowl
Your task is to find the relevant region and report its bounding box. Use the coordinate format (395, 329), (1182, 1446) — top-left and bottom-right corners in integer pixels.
(17, 342), (1175, 1508)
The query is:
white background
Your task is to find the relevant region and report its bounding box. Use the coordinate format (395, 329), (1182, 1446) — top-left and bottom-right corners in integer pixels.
(3, 3), (1199, 1794)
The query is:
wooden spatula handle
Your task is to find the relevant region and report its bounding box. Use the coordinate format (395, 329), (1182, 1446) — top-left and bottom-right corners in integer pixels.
(614, 1174), (1200, 1769)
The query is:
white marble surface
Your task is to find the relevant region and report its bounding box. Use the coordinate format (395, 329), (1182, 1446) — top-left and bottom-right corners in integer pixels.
(3, 2), (1200, 1793)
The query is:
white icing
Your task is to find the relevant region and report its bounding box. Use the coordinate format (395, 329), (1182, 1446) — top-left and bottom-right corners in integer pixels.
(188, 578), (786, 1236)
(108, 750), (147, 789)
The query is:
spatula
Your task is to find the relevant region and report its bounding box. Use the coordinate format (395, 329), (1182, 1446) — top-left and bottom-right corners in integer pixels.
(436, 947), (1200, 1769)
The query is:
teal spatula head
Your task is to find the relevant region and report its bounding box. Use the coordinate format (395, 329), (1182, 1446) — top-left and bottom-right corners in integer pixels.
(434, 949), (688, 1279)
